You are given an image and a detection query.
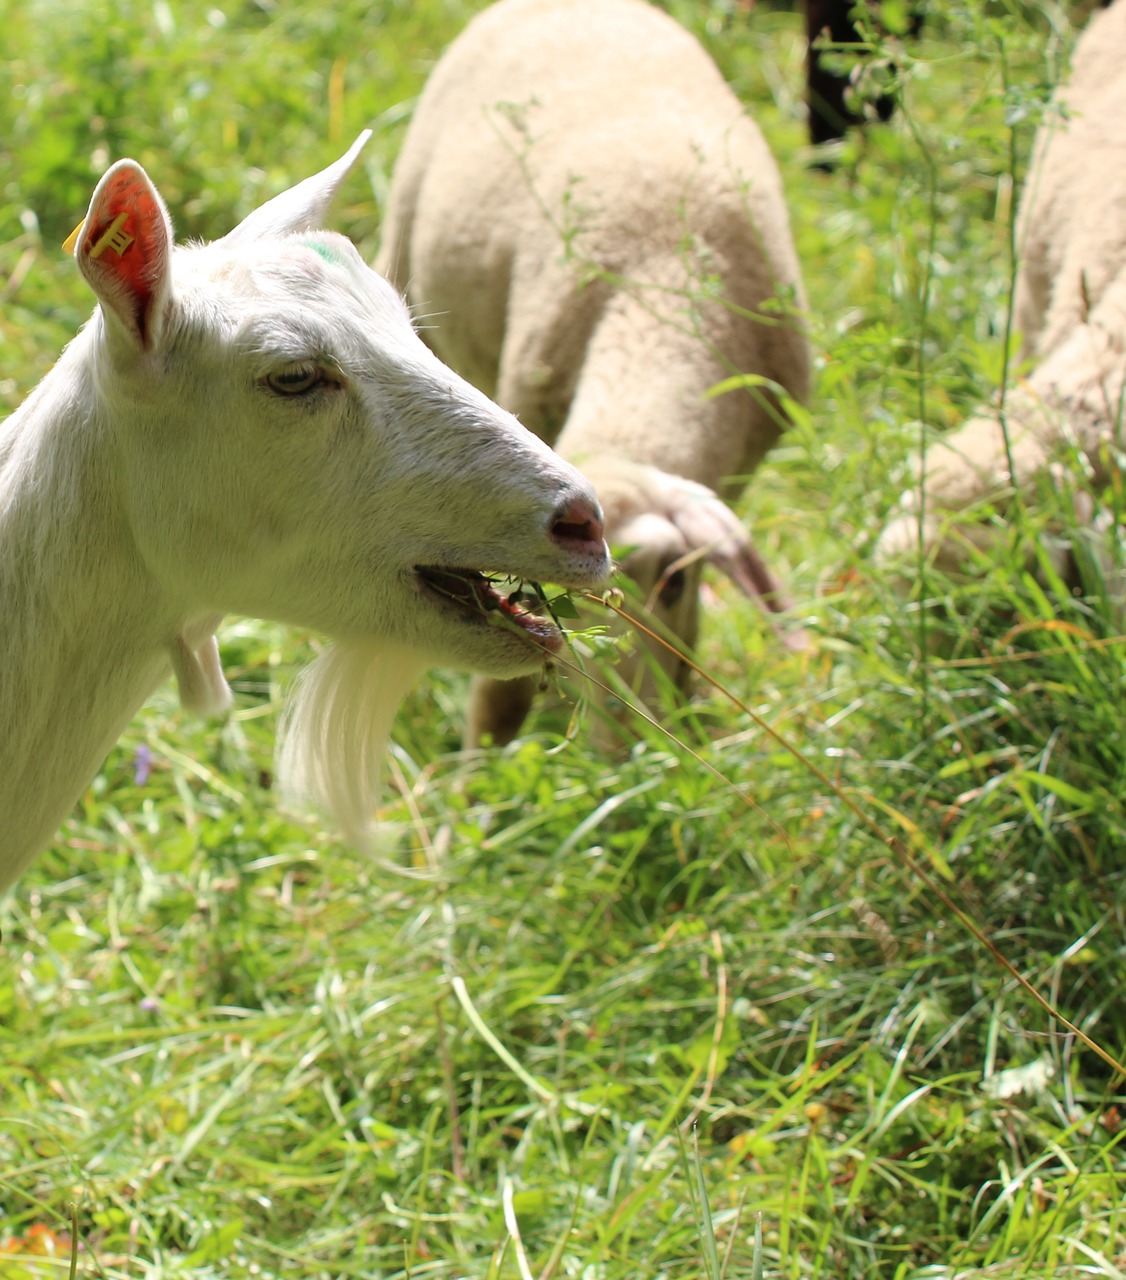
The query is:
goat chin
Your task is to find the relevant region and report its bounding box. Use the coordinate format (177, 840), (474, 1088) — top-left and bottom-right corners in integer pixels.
(277, 640), (429, 850)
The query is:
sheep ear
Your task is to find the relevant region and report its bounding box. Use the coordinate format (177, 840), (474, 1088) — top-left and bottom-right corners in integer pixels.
(68, 160), (174, 352)
(709, 537), (808, 651)
(670, 485), (809, 652)
(222, 131), (372, 245)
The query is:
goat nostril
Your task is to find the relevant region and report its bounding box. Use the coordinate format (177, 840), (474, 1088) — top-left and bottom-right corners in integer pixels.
(550, 496), (606, 551)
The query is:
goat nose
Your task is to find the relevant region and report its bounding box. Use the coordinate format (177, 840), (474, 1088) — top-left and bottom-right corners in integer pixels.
(550, 494), (607, 557)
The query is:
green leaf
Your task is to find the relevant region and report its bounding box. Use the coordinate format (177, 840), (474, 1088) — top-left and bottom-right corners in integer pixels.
(548, 591), (580, 619)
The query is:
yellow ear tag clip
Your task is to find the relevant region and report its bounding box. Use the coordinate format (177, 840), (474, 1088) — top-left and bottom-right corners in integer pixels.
(62, 219), (85, 256)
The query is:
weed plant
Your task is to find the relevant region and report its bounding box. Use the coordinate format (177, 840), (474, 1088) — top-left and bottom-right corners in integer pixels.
(2, 0), (1125, 1276)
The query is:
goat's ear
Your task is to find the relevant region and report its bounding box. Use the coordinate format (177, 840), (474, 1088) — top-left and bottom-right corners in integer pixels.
(69, 160), (174, 353)
(221, 131), (372, 246)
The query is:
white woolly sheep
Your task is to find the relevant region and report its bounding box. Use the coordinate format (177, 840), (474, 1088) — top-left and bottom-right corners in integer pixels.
(378, 0), (811, 745)
(877, 0), (1126, 574)
(0, 135), (609, 891)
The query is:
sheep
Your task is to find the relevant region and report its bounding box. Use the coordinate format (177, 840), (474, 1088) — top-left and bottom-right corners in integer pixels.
(0, 133), (610, 891)
(876, 0), (1126, 577)
(377, 0), (811, 746)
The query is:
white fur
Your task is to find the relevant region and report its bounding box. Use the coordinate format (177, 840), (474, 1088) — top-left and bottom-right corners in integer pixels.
(377, 0), (811, 744)
(0, 133), (609, 889)
(877, 0), (1126, 571)
(278, 641), (429, 846)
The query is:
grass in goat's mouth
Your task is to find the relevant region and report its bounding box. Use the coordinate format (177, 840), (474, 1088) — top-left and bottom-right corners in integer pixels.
(416, 567), (572, 642)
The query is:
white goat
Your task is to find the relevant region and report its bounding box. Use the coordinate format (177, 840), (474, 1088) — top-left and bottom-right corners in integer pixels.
(378, 0), (811, 745)
(877, 0), (1126, 573)
(0, 133), (610, 891)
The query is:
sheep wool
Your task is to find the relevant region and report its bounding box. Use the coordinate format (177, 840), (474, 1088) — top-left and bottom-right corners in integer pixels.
(877, 0), (1126, 573)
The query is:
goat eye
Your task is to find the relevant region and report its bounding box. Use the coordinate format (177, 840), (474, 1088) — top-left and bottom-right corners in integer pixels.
(658, 567), (687, 607)
(265, 367), (322, 396)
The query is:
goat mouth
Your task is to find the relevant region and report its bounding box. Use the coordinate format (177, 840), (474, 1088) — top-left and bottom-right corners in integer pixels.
(414, 566), (563, 651)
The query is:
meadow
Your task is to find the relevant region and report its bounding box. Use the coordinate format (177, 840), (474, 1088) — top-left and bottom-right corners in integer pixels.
(2, 0), (1125, 1276)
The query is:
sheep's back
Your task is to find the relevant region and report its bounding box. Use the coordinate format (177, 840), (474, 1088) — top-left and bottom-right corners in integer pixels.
(378, 0), (808, 458)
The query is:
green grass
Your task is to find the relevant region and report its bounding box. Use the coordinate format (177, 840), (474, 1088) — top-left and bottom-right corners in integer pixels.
(3, 0), (1126, 1276)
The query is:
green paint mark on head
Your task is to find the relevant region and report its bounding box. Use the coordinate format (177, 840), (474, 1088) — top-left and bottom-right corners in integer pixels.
(303, 240), (345, 267)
